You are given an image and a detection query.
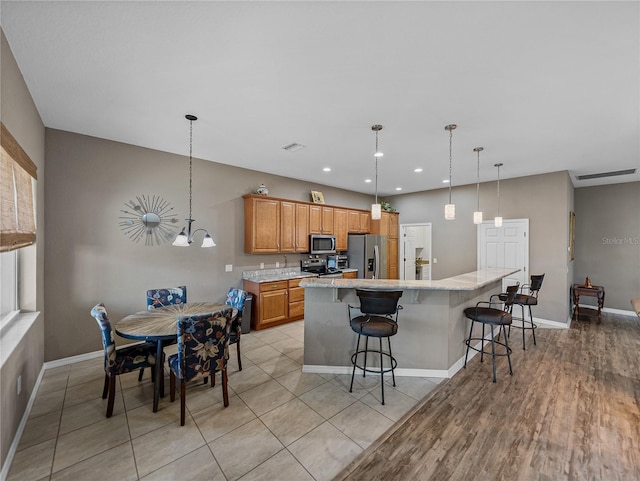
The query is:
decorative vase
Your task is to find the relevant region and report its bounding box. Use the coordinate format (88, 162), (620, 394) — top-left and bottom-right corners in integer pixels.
(256, 184), (269, 196)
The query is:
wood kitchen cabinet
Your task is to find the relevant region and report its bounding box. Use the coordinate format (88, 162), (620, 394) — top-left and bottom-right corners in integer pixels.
(243, 277), (308, 330)
(342, 271), (358, 279)
(280, 201), (309, 253)
(309, 205), (334, 234)
(348, 210), (370, 233)
(244, 196), (280, 253)
(334, 208), (349, 251)
(244, 195), (308, 254)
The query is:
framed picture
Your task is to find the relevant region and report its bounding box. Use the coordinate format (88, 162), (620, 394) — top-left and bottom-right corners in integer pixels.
(311, 191), (325, 204)
(569, 211), (575, 261)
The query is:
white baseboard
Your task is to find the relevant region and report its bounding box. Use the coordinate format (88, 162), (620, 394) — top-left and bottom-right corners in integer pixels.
(1, 364), (46, 481)
(1, 350), (102, 481)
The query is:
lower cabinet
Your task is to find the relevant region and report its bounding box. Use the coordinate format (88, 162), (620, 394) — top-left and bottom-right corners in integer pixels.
(243, 278), (306, 330)
(342, 271), (358, 279)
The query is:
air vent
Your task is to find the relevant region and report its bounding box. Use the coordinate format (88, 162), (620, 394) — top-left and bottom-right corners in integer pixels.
(576, 168), (636, 180)
(282, 143), (306, 152)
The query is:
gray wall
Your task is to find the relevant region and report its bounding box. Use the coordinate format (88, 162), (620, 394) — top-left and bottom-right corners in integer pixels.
(44, 129), (374, 361)
(574, 182), (640, 309)
(388, 170), (574, 323)
(0, 30), (46, 470)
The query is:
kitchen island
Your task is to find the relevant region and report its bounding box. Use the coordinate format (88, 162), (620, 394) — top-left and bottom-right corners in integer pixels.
(299, 268), (519, 378)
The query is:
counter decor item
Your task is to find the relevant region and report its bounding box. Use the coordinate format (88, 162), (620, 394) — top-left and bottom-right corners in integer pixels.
(256, 183), (269, 195)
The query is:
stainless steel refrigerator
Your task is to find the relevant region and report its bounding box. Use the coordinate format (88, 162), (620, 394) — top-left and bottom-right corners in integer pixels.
(347, 234), (388, 279)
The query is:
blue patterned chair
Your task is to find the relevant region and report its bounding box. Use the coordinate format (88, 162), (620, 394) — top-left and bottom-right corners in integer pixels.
(146, 286), (187, 310)
(168, 307), (234, 425)
(226, 288), (248, 371)
(90, 303), (158, 418)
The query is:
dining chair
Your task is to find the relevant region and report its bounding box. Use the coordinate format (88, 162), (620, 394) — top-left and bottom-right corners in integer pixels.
(168, 307), (234, 425)
(90, 303), (159, 417)
(146, 286), (187, 310)
(225, 287), (248, 371)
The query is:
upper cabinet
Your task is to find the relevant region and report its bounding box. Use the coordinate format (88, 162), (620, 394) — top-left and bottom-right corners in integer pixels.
(348, 210), (370, 233)
(243, 194), (387, 255)
(244, 196), (281, 253)
(334, 208), (349, 251)
(309, 205), (334, 234)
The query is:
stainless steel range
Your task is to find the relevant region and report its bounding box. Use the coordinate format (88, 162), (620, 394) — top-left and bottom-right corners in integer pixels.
(300, 258), (343, 278)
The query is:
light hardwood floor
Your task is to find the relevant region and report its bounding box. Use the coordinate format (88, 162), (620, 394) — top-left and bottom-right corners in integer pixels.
(336, 309), (640, 481)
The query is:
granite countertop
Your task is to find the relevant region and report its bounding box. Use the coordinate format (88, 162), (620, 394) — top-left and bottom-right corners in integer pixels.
(243, 267), (359, 283)
(242, 268), (317, 283)
(299, 267), (519, 291)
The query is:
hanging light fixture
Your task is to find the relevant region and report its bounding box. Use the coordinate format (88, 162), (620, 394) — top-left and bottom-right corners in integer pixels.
(173, 115), (216, 247)
(473, 147), (484, 224)
(444, 124), (457, 220)
(494, 162), (503, 227)
(371, 124), (383, 220)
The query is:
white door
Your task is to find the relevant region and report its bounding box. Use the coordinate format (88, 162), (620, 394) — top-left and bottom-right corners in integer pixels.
(478, 219), (529, 290)
(400, 223), (432, 281)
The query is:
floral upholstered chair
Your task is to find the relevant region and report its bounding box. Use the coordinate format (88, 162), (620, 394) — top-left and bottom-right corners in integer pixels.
(168, 307), (234, 425)
(90, 303), (158, 418)
(146, 286), (187, 310)
(225, 288), (248, 371)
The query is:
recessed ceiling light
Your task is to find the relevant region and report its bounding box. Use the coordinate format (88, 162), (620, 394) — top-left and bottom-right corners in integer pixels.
(442, 179), (450, 183)
(395, 187), (402, 191)
(414, 168), (423, 173)
(365, 179), (372, 183)
(323, 167), (331, 172)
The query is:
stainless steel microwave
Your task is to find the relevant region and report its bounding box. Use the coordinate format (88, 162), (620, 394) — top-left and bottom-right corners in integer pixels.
(309, 234), (336, 254)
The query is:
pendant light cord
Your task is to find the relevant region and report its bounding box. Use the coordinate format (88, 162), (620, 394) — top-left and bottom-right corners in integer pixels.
(476, 149), (481, 211)
(375, 130), (379, 205)
(448, 127), (453, 204)
(496, 163), (501, 216)
(188, 118), (193, 222)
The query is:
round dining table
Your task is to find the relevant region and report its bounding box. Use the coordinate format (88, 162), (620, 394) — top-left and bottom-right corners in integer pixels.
(116, 302), (236, 412)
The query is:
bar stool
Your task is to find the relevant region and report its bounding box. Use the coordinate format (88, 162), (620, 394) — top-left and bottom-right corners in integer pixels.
(463, 284), (519, 383)
(348, 289), (403, 405)
(501, 274), (545, 349)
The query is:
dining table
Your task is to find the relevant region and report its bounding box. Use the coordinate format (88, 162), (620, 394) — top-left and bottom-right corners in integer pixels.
(115, 302), (236, 412)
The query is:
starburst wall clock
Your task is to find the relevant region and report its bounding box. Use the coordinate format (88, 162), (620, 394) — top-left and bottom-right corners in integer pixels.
(119, 195), (180, 246)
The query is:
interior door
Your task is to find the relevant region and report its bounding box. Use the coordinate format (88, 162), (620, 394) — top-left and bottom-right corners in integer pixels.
(478, 219), (529, 290)
(400, 223), (432, 280)
(403, 226), (416, 280)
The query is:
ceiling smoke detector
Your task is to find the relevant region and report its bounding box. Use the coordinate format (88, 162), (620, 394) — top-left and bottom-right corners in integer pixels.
(576, 168), (636, 180)
(282, 143), (306, 152)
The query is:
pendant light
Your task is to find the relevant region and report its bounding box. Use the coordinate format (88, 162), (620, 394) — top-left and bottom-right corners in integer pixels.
(173, 114), (216, 247)
(473, 147), (484, 224)
(444, 124), (457, 220)
(371, 124), (383, 220)
(494, 162), (503, 227)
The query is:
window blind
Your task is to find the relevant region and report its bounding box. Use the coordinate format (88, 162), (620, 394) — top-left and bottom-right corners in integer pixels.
(1, 122), (37, 252)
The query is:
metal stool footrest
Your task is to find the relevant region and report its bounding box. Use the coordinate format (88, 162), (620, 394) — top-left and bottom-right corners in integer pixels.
(350, 349), (397, 376)
(465, 337), (513, 358)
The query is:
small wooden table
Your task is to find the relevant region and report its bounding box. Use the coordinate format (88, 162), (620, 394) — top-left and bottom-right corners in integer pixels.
(572, 284), (605, 323)
(116, 302), (235, 412)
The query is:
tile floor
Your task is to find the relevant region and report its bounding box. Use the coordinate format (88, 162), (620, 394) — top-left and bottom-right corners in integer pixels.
(7, 321), (441, 481)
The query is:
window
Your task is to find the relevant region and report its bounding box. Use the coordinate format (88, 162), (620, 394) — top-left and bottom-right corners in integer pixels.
(0, 249), (18, 326)
(1, 122), (37, 252)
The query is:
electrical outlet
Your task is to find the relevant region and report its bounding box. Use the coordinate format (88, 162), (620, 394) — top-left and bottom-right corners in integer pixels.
(17, 375), (21, 395)
(225, 264), (232, 272)
(433, 258), (438, 264)
(275, 262), (280, 268)
(260, 263), (264, 269)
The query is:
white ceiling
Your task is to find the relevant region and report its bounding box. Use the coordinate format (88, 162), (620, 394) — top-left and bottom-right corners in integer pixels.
(2, 1), (639, 196)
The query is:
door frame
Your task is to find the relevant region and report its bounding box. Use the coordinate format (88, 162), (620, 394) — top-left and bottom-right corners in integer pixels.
(400, 222), (432, 280)
(477, 218), (529, 290)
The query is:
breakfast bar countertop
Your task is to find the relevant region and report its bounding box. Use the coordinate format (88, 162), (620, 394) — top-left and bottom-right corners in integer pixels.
(299, 267), (519, 291)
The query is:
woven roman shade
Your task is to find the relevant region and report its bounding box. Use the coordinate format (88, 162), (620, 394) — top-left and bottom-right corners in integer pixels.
(1, 122), (37, 252)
